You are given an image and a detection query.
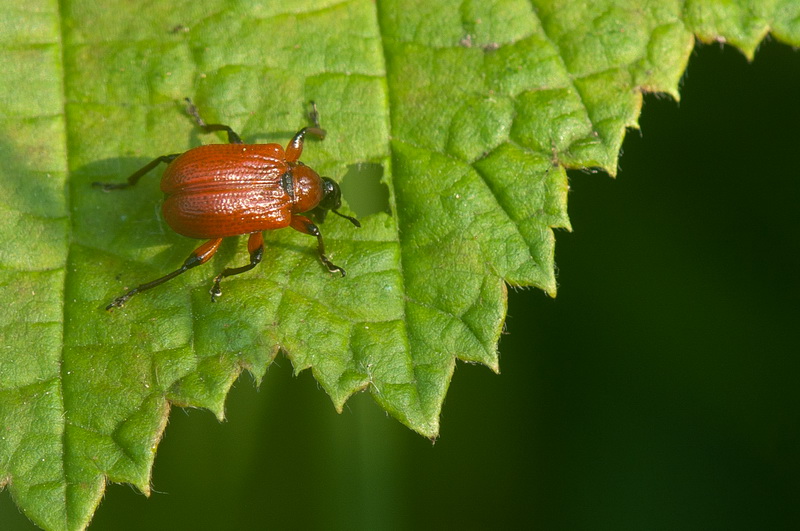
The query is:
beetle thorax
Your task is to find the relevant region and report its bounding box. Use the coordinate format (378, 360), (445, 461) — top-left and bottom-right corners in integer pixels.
(291, 164), (324, 214)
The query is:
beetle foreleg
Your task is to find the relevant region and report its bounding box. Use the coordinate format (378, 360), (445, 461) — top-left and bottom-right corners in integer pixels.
(309, 101), (321, 128)
(210, 233), (265, 302)
(290, 215), (345, 277)
(284, 102), (326, 161)
(285, 126), (326, 162)
(185, 97), (243, 144)
(105, 238), (222, 310)
(93, 154), (180, 190)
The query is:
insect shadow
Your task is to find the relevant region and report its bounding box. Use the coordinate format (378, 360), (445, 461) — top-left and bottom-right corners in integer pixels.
(75, 156), (197, 265)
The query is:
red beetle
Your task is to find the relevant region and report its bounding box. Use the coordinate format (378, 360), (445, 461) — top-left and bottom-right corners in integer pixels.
(95, 99), (359, 310)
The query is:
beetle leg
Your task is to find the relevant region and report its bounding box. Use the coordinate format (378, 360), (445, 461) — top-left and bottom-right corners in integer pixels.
(105, 238), (223, 310)
(309, 101), (321, 128)
(93, 154), (181, 190)
(289, 215), (345, 276)
(184, 97), (243, 144)
(285, 126), (326, 162)
(210, 233), (265, 302)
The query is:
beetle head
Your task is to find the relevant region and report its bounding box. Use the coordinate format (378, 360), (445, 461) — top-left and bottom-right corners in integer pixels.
(316, 177), (361, 227)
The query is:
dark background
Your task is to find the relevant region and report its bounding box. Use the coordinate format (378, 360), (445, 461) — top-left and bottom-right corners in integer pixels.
(3, 40), (799, 530)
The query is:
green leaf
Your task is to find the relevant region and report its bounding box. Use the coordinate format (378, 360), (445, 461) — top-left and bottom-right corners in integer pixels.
(0, 0), (798, 529)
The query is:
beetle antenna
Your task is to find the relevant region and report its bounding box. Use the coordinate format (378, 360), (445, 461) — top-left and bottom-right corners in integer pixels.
(333, 210), (361, 227)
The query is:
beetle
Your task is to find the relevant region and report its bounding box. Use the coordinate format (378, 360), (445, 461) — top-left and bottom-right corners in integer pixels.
(94, 98), (360, 311)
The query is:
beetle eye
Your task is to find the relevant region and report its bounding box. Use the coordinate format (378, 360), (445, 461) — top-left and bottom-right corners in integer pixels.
(319, 177), (342, 211)
(314, 177), (359, 227)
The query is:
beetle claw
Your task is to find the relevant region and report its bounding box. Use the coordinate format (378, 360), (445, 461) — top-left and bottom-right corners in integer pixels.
(322, 258), (346, 277)
(105, 296), (127, 311)
(210, 282), (222, 302)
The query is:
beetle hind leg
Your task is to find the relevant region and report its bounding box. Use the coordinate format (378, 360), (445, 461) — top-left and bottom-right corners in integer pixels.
(93, 153), (180, 190)
(185, 97), (243, 144)
(210, 233), (265, 302)
(105, 238), (223, 310)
